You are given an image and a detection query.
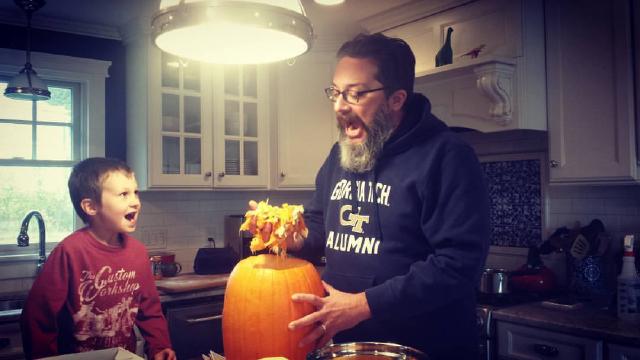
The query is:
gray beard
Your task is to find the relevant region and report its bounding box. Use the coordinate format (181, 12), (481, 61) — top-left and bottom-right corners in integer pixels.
(338, 106), (396, 173)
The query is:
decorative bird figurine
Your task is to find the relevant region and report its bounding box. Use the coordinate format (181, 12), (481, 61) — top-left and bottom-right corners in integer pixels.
(435, 27), (453, 67)
(459, 44), (486, 59)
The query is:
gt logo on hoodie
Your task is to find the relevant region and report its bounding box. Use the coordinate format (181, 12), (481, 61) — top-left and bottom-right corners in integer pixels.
(339, 205), (370, 233)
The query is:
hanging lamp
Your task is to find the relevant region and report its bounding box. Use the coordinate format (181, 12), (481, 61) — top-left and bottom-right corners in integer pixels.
(314, 0), (345, 5)
(151, 0), (314, 64)
(4, 0), (50, 101)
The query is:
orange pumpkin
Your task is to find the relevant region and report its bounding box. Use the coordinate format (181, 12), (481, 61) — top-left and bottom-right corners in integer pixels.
(222, 254), (325, 360)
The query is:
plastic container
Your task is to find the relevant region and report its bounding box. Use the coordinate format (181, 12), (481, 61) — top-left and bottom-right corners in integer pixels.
(617, 235), (640, 321)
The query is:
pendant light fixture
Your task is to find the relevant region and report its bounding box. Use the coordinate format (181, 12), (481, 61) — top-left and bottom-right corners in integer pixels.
(152, 0), (314, 64)
(4, 0), (50, 101)
(314, 0), (345, 5)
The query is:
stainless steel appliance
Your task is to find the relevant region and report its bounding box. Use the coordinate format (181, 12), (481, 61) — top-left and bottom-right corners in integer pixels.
(479, 268), (510, 295)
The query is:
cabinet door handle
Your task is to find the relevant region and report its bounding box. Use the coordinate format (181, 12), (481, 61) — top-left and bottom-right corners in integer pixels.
(204, 171), (212, 178)
(533, 343), (559, 357)
(280, 171), (286, 178)
(218, 172), (225, 178)
(550, 160), (559, 168)
(186, 314), (223, 324)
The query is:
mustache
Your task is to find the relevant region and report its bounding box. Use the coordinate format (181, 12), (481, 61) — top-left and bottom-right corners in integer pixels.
(336, 114), (370, 132)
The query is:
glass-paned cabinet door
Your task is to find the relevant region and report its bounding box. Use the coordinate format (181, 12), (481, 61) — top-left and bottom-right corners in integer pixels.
(154, 51), (212, 187)
(212, 64), (268, 187)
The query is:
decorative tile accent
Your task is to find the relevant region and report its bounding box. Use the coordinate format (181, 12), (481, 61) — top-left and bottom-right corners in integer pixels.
(481, 159), (542, 247)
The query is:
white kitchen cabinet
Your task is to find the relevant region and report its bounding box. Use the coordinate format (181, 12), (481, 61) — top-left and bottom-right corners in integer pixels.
(124, 24), (270, 190)
(211, 64), (270, 188)
(273, 52), (337, 189)
(496, 321), (603, 360)
(368, 0), (547, 133)
(546, 0), (638, 184)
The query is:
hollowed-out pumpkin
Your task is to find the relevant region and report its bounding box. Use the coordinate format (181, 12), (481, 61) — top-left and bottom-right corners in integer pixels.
(222, 254), (324, 360)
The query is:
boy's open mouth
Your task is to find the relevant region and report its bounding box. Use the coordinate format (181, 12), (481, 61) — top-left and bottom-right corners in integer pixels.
(125, 212), (136, 221)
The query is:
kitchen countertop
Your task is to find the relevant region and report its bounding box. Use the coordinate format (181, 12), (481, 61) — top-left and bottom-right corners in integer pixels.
(155, 273), (229, 293)
(492, 301), (640, 346)
(156, 272), (229, 304)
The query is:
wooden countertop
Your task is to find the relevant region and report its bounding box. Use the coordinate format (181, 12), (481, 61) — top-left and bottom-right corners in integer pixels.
(155, 273), (229, 294)
(492, 301), (640, 346)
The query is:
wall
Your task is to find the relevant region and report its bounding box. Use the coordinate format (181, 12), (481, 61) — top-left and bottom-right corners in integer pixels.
(0, 24), (127, 161)
(133, 190), (314, 272)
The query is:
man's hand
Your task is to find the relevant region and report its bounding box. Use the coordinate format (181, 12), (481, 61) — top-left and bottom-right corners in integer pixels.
(247, 200), (304, 251)
(153, 348), (176, 360)
(288, 281), (371, 348)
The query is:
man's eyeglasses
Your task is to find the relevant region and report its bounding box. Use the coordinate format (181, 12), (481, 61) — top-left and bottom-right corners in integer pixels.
(324, 86), (386, 105)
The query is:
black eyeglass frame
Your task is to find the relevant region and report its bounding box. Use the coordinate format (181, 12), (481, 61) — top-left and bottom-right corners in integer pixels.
(324, 86), (386, 104)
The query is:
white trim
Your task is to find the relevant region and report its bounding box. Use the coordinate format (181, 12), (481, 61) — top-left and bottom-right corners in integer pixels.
(359, 0), (477, 33)
(0, 9), (121, 40)
(0, 48), (111, 158)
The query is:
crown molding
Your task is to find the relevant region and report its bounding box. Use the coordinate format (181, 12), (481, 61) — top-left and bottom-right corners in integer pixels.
(0, 9), (121, 40)
(359, 0), (477, 33)
(309, 33), (353, 54)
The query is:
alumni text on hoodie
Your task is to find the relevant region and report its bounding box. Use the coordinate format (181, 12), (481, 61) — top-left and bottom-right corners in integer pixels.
(299, 93), (490, 359)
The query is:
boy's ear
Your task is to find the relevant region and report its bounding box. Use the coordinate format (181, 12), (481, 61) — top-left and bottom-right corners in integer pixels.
(80, 198), (98, 217)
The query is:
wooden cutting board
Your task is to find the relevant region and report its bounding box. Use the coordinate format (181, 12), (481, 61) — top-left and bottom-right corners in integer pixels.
(155, 273), (229, 293)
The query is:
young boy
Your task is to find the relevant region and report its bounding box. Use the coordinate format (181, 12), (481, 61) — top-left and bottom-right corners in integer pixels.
(21, 158), (175, 360)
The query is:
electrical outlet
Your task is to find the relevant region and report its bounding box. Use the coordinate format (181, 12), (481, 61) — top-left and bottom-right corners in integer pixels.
(205, 227), (218, 246)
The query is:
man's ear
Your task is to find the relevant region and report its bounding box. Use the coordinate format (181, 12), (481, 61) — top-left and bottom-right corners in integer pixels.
(80, 198), (98, 217)
(388, 89), (408, 112)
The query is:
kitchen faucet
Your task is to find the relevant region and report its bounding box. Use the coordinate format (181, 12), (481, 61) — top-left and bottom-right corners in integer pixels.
(17, 210), (46, 273)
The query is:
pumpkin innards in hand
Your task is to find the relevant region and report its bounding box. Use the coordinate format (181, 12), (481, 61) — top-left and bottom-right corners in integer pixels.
(240, 200), (308, 256)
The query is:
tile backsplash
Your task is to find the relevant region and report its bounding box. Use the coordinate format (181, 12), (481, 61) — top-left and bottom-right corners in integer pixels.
(481, 156), (543, 248)
(132, 190), (314, 272)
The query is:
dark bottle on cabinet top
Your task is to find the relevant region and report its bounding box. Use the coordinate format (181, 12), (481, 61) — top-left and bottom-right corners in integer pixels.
(435, 27), (453, 67)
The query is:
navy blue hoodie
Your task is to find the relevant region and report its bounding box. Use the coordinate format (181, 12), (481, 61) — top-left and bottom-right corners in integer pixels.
(301, 93), (490, 359)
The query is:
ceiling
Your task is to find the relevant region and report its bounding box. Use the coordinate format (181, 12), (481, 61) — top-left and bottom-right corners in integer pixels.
(0, 0), (415, 40)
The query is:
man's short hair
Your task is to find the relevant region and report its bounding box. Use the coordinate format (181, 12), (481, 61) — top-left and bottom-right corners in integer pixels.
(337, 33), (416, 99)
(68, 157), (133, 224)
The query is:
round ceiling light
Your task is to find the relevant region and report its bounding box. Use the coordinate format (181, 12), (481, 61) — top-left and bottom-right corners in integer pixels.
(152, 0), (314, 64)
(314, 0), (345, 5)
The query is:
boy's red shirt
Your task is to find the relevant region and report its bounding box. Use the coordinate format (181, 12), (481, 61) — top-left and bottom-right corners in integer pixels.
(21, 228), (172, 359)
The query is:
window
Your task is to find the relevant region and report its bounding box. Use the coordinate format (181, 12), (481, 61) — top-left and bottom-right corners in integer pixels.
(0, 48), (110, 253)
(0, 79), (80, 246)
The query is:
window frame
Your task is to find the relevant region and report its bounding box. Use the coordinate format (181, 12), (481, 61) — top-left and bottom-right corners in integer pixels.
(0, 78), (81, 164)
(0, 48), (111, 256)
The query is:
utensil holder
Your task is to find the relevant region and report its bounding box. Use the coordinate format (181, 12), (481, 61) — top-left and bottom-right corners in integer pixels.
(567, 254), (615, 307)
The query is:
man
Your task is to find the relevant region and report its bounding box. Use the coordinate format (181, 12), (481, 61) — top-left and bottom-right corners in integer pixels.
(278, 33), (489, 359)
